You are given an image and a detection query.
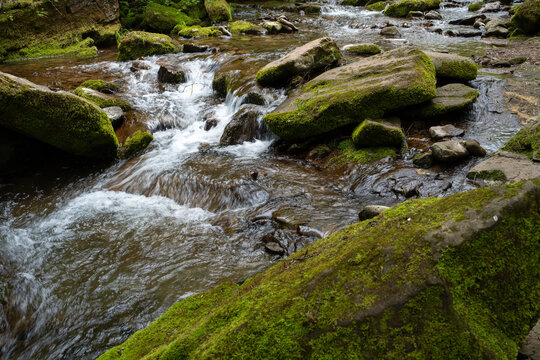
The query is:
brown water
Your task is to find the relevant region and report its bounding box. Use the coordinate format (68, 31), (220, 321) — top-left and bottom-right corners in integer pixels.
(0, 3), (526, 359)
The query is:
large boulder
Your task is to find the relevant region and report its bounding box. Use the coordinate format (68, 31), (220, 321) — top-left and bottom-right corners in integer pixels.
(0, 71), (118, 158)
(117, 31), (180, 61)
(98, 179), (540, 360)
(142, 2), (198, 34)
(405, 83), (479, 118)
(264, 46), (437, 141)
(424, 51), (478, 82)
(256, 37), (342, 88)
(511, 0), (540, 35)
(204, 0), (232, 23)
(384, 0), (441, 17)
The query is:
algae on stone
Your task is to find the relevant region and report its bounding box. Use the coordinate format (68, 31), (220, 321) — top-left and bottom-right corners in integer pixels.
(510, 0), (540, 35)
(120, 130), (154, 158)
(98, 179), (540, 360)
(79, 80), (120, 94)
(502, 121), (540, 160)
(352, 118), (404, 148)
(204, 0), (232, 23)
(142, 2), (199, 34)
(173, 25), (223, 38)
(424, 51), (478, 82)
(343, 43), (382, 55)
(384, 0), (441, 17)
(229, 20), (265, 35)
(117, 31), (180, 61)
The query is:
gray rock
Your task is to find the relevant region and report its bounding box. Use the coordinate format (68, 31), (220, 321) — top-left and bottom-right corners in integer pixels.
(262, 21), (283, 34)
(413, 151), (434, 168)
(458, 30), (483, 37)
(102, 106), (125, 129)
(424, 51), (478, 82)
(157, 62), (186, 83)
(359, 205), (390, 220)
(380, 25), (401, 37)
(449, 14), (486, 25)
(406, 83), (479, 118)
(473, 18), (485, 28)
(425, 10), (442, 20)
(479, 1), (501, 12)
(464, 139), (487, 157)
(183, 43), (210, 53)
(467, 151), (540, 183)
(431, 140), (469, 163)
(429, 124), (465, 140)
(265, 241), (285, 255)
(220, 106), (270, 146)
(408, 11), (424, 17)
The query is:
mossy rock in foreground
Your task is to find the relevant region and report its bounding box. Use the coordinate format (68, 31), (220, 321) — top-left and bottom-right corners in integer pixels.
(352, 118), (404, 148)
(384, 0), (441, 17)
(0, 71), (118, 158)
(98, 179), (540, 359)
(117, 31), (180, 61)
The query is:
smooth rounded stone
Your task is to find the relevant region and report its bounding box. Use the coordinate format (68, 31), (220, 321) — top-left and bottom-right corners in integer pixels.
(219, 106), (270, 146)
(117, 31), (180, 61)
(467, 151), (540, 183)
(204, 118), (218, 131)
(449, 14), (486, 25)
(130, 60), (151, 72)
(479, 1), (501, 12)
(384, 0), (441, 17)
(352, 118), (405, 148)
(484, 26), (509, 38)
(380, 25), (401, 37)
(262, 21), (283, 34)
(229, 20), (265, 35)
(120, 130), (153, 158)
(424, 51), (478, 82)
(424, 10), (442, 19)
(413, 151), (434, 168)
(264, 241), (285, 255)
(458, 29), (483, 37)
(511, 0), (540, 35)
(359, 205), (390, 220)
(297, 225), (323, 239)
(429, 124), (465, 140)
(431, 140), (469, 163)
(264, 47), (437, 141)
(256, 37), (342, 87)
(490, 56), (527, 67)
(343, 43), (382, 55)
(102, 106), (125, 129)
(464, 139), (487, 157)
(0, 71), (118, 158)
(157, 62), (186, 84)
(182, 43), (210, 53)
(204, 0), (232, 23)
(74, 87), (132, 111)
(406, 83), (479, 118)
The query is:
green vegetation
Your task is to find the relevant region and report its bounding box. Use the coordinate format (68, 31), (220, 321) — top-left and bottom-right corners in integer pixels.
(98, 180), (540, 359)
(468, 1), (483, 11)
(143, 2), (199, 33)
(204, 0), (231, 23)
(510, 0), (540, 35)
(352, 119), (404, 148)
(344, 43), (382, 55)
(405, 83), (479, 118)
(120, 130), (154, 158)
(384, 0), (441, 17)
(117, 31), (180, 61)
(173, 25), (222, 37)
(119, 0), (205, 31)
(330, 139), (396, 166)
(501, 121), (540, 160)
(466, 169), (507, 181)
(425, 51), (478, 82)
(74, 87), (132, 111)
(228, 20), (264, 35)
(80, 80), (121, 94)
(366, 1), (387, 11)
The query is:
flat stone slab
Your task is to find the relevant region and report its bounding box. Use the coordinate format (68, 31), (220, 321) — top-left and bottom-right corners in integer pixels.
(429, 124), (464, 140)
(407, 83), (479, 118)
(467, 151), (540, 183)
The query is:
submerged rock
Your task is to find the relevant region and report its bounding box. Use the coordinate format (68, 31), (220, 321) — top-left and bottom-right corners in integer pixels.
(74, 87), (132, 111)
(264, 46), (436, 141)
(384, 0), (441, 17)
(352, 118), (405, 148)
(256, 37), (342, 88)
(424, 51), (478, 82)
(157, 62), (186, 84)
(406, 83), (479, 118)
(0, 71), (118, 158)
(510, 0), (540, 35)
(98, 180), (540, 360)
(120, 130), (154, 158)
(117, 31), (180, 61)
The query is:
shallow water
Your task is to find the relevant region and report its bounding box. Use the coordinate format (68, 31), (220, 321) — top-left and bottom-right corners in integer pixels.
(0, 2), (526, 359)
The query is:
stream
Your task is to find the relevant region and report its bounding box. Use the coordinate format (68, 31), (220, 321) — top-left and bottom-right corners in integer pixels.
(0, 1), (527, 359)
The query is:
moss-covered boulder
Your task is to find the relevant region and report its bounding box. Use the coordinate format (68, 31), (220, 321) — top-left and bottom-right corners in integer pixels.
(469, 1), (484, 11)
(229, 20), (265, 35)
(405, 83), (479, 118)
(173, 25), (223, 38)
(79, 79), (120, 94)
(0, 71), (118, 158)
(352, 118), (404, 148)
(510, 0), (540, 35)
(424, 51), (478, 82)
(74, 87), (132, 111)
(384, 0), (441, 17)
(120, 130), (154, 158)
(204, 0), (232, 23)
(502, 120), (540, 160)
(142, 2), (198, 34)
(264, 46), (436, 141)
(366, 1), (388, 10)
(117, 31), (180, 61)
(343, 43), (382, 55)
(98, 179), (540, 360)
(256, 37), (342, 88)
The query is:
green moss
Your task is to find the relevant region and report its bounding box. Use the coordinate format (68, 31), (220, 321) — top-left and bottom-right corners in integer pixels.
(80, 80), (120, 94)
(468, 1), (483, 11)
(117, 31), (180, 61)
(173, 25), (222, 38)
(510, 0), (540, 35)
(212, 73), (230, 97)
(438, 61), (477, 82)
(204, 0), (232, 23)
(330, 139), (396, 166)
(366, 1), (387, 11)
(0, 72), (118, 158)
(466, 169), (507, 181)
(501, 121), (540, 160)
(121, 130), (154, 158)
(3, 37), (97, 61)
(228, 20), (264, 35)
(74, 87), (132, 111)
(345, 43), (382, 55)
(143, 2), (198, 34)
(98, 180), (540, 359)
(384, 0), (441, 17)
(352, 119), (404, 148)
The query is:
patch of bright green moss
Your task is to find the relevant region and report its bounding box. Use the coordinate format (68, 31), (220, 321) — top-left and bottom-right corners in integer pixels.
(501, 121), (540, 160)
(510, 0), (540, 36)
(204, 0), (232, 23)
(330, 139), (396, 166)
(466, 169), (507, 181)
(384, 0), (441, 17)
(366, 0), (387, 10)
(80, 80), (120, 94)
(120, 130), (154, 158)
(173, 25), (222, 38)
(117, 31), (180, 61)
(468, 1), (483, 11)
(228, 20), (264, 35)
(143, 2), (198, 34)
(352, 119), (404, 148)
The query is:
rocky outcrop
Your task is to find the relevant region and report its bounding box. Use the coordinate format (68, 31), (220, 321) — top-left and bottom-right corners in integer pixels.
(98, 179), (540, 360)
(510, 0), (540, 35)
(256, 37), (342, 87)
(264, 46), (436, 141)
(0, 71), (118, 158)
(117, 31), (180, 61)
(424, 51), (478, 82)
(384, 0), (441, 17)
(405, 83), (479, 118)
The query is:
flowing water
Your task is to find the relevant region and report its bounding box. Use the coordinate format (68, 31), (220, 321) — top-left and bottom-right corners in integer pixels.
(0, 2), (527, 359)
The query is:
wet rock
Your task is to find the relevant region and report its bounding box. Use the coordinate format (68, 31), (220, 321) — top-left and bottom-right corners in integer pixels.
(130, 60), (151, 72)
(212, 71), (240, 97)
(229, 20), (265, 35)
(464, 139), (487, 157)
(204, 119), (218, 131)
(343, 43), (382, 55)
(250, 171), (258, 181)
(424, 10), (442, 20)
(264, 47), (436, 140)
(408, 11), (424, 18)
(380, 25), (401, 37)
(511, 0), (540, 35)
(297, 225), (323, 239)
(264, 241), (285, 255)
(431, 140), (469, 162)
(468, 1), (484, 11)
(204, 0), (232, 23)
(413, 151), (434, 168)
(429, 124), (465, 140)
(117, 31), (180, 61)
(479, 1), (501, 12)
(458, 30), (483, 37)
(424, 51), (478, 82)
(219, 106), (269, 146)
(352, 118), (405, 148)
(405, 83), (479, 118)
(366, 1), (387, 11)
(183, 43), (210, 53)
(242, 92), (266, 106)
(175, 26), (223, 38)
(298, 3), (322, 14)
(74, 87), (132, 111)
(449, 14), (486, 25)
(157, 62), (186, 84)
(120, 130), (153, 158)
(473, 18), (485, 28)
(490, 56), (527, 67)
(468, 151), (540, 183)
(256, 37), (342, 87)
(79, 79), (120, 94)
(0, 71), (118, 158)
(262, 21), (283, 34)
(384, 0), (441, 17)
(484, 18), (510, 38)
(359, 205), (390, 220)
(102, 106), (125, 129)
